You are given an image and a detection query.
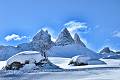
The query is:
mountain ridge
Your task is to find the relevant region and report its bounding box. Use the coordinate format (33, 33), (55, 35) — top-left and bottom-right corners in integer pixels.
(0, 28), (93, 60)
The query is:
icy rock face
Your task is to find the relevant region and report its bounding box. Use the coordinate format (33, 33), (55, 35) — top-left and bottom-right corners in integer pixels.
(18, 29), (54, 52)
(74, 33), (86, 47)
(33, 29), (52, 43)
(55, 28), (74, 46)
(31, 29), (54, 51)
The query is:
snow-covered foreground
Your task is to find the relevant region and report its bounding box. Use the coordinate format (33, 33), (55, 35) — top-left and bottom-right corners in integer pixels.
(0, 61), (6, 70)
(0, 67), (120, 80)
(49, 57), (120, 69)
(1, 57), (120, 80)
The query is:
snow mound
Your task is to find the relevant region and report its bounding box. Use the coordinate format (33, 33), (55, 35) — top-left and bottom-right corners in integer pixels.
(71, 55), (90, 64)
(69, 55), (105, 66)
(47, 44), (100, 59)
(6, 51), (45, 65)
(4, 51), (61, 70)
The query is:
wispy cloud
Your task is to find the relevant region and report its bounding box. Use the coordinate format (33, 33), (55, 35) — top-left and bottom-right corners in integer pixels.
(113, 31), (120, 38)
(64, 21), (88, 34)
(5, 34), (28, 41)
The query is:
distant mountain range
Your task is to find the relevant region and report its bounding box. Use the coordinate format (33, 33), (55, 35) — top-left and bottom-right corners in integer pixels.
(0, 28), (119, 60)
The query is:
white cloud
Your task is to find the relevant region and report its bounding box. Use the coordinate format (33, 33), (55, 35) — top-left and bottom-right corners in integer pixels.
(5, 34), (27, 41)
(64, 21), (88, 33)
(113, 31), (120, 38)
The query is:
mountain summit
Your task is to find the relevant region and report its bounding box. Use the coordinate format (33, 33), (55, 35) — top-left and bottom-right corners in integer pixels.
(99, 47), (114, 53)
(33, 29), (52, 43)
(55, 28), (74, 46)
(18, 29), (54, 52)
(74, 33), (86, 47)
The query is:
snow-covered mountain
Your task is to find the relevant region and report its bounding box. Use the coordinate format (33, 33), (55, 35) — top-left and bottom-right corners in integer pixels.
(0, 29), (54, 60)
(99, 47), (115, 54)
(99, 47), (120, 59)
(0, 28), (100, 60)
(17, 29), (54, 52)
(47, 28), (100, 59)
(55, 28), (74, 46)
(47, 44), (100, 59)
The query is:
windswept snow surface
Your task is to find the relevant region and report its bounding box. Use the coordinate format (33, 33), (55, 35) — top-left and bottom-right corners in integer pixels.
(0, 69), (120, 80)
(47, 44), (100, 59)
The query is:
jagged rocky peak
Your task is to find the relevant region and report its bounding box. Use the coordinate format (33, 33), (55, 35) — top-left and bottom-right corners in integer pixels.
(32, 29), (52, 43)
(74, 33), (86, 47)
(17, 29), (54, 52)
(100, 47), (114, 53)
(55, 28), (74, 46)
(31, 29), (54, 52)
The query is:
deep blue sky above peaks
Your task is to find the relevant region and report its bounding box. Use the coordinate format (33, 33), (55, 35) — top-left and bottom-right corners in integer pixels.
(0, 0), (120, 52)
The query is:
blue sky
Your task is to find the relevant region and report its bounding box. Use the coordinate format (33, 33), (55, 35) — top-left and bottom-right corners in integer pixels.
(0, 0), (120, 52)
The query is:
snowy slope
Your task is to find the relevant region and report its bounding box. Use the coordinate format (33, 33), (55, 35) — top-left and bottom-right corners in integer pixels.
(47, 44), (100, 59)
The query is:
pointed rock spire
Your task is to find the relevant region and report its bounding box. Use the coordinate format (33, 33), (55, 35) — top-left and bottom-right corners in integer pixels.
(55, 28), (74, 46)
(74, 33), (86, 47)
(31, 29), (54, 52)
(32, 29), (52, 43)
